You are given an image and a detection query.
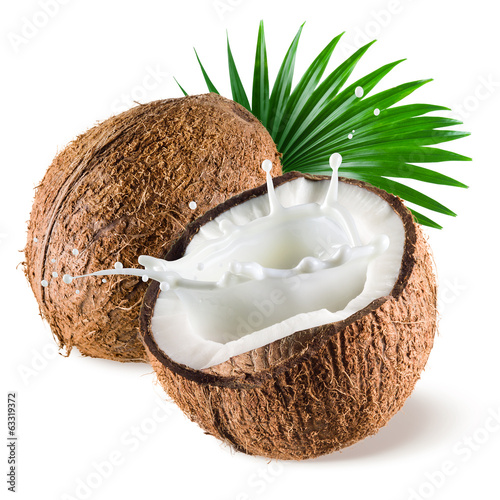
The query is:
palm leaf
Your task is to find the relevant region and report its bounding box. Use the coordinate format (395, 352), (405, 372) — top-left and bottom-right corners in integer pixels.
(274, 31), (344, 146)
(174, 77), (189, 97)
(266, 23), (304, 137)
(194, 49), (219, 94)
(408, 209), (443, 229)
(252, 20), (269, 124)
(281, 60), (408, 162)
(278, 41), (378, 154)
(227, 34), (251, 111)
(183, 22), (470, 228)
(340, 163), (467, 188)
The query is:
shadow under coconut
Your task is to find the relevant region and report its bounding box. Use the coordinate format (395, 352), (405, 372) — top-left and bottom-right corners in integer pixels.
(310, 391), (460, 463)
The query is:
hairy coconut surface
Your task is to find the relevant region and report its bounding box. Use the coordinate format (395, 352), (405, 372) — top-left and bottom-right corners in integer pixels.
(140, 172), (437, 460)
(24, 93), (281, 362)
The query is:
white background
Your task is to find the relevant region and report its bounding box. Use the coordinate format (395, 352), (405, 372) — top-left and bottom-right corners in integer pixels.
(1, 1), (499, 499)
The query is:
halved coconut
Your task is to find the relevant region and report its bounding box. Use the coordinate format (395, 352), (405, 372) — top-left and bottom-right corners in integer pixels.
(140, 170), (437, 460)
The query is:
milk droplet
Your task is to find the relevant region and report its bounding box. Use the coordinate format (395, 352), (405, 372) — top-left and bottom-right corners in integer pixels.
(102, 279), (107, 283)
(75, 290), (80, 294)
(33, 237), (38, 242)
(262, 160), (282, 214)
(322, 153), (342, 207)
(63, 274), (73, 284)
(114, 262), (123, 270)
(188, 201), (197, 210)
(51, 259), (56, 263)
(52, 272), (58, 278)
(329, 153), (343, 172)
(41, 280), (48, 287)
(261, 159), (273, 173)
(72, 249), (79, 256)
(348, 133), (353, 140)
(374, 108), (380, 116)
(160, 282), (170, 291)
(142, 275), (149, 282)
(355, 86), (364, 98)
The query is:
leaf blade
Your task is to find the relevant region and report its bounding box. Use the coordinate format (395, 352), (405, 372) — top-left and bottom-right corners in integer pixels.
(353, 174), (457, 216)
(194, 49), (219, 94)
(173, 77), (188, 96)
(275, 31), (344, 145)
(252, 20), (270, 123)
(227, 34), (251, 111)
(267, 23), (305, 137)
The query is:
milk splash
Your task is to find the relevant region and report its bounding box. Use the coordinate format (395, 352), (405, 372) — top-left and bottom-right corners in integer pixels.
(63, 154), (389, 342)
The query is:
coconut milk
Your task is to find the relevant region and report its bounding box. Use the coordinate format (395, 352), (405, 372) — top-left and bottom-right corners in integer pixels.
(63, 154), (389, 342)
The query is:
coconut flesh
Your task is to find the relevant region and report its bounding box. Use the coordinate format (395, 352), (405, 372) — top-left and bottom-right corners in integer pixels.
(67, 155), (405, 369)
(153, 158), (405, 369)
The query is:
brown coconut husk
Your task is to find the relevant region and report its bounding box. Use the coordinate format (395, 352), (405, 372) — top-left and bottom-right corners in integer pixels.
(24, 93), (281, 363)
(140, 172), (437, 460)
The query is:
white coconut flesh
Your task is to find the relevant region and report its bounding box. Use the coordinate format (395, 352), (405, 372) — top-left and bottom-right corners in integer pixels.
(67, 157), (405, 370)
(145, 161), (405, 370)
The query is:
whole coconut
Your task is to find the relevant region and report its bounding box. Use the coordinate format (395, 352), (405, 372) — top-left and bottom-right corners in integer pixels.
(24, 93), (281, 362)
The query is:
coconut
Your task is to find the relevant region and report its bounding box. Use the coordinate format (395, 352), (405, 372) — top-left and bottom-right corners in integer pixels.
(24, 93), (282, 362)
(139, 170), (437, 460)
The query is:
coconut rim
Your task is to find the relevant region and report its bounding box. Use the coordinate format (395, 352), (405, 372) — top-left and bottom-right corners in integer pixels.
(139, 172), (418, 389)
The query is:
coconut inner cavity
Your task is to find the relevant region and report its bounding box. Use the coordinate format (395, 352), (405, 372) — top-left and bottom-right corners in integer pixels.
(65, 155), (405, 369)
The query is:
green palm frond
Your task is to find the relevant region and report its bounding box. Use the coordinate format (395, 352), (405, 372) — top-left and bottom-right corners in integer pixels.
(176, 21), (470, 228)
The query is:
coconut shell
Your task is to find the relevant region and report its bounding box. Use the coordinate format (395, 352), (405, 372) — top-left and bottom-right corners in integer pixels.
(24, 93), (281, 362)
(140, 172), (437, 460)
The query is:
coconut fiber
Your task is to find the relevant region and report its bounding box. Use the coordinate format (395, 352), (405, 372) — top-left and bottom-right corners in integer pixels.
(140, 173), (437, 460)
(24, 93), (281, 362)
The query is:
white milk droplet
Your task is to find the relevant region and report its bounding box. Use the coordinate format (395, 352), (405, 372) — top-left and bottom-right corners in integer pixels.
(329, 153), (342, 172)
(374, 108), (380, 116)
(33, 237), (38, 242)
(114, 262), (123, 270)
(63, 275), (73, 284)
(188, 201), (197, 210)
(355, 86), (364, 98)
(41, 280), (48, 287)
(348, 133), (353, 140)
(102, 279), (107, 283)
(52, 272), (58, 278)
(72, 249), (79, 256)
(262, 160), (282, 214)
(75, 290), (80, 294)
(160, 282), (170, 291)
(142, 275), (149, 282)
(261, 159), (273, 173)
(321, 153), (343, 207)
